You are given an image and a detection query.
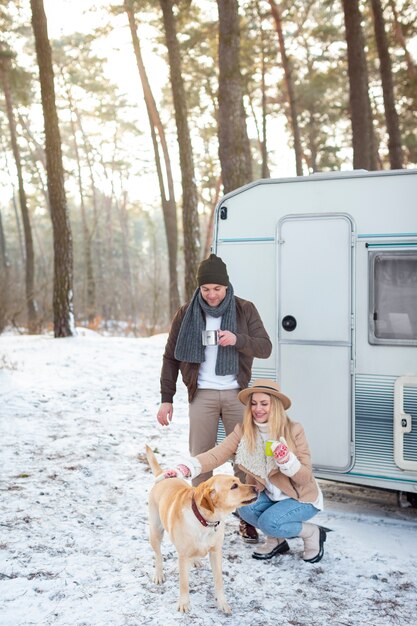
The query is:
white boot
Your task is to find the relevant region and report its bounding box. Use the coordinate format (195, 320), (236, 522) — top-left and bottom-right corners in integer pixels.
(252, 536), (290, 560)
(299, 523), (326, 563)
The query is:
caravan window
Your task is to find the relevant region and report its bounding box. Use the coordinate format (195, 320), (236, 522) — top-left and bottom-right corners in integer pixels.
(369, 251), (417, 345)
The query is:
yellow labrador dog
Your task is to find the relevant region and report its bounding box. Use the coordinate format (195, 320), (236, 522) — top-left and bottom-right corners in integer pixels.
(145, 445), (258, 614)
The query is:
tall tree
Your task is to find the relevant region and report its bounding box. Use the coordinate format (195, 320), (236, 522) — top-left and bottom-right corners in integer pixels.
(388, 0), (416, 81)
(217, 0), (252, 194)
(370, 0), (403, 169)
(0, 208), (10, 332)
(241, 0), (273, 179)
(159, 0), (200, 300)
(65, 80), (96, 321)
(124, 0), (180, 317)
(30, 0), (74, 337)
(268, 0), (303, 176)
(259, 10), (270, 180)
(342, 0), (377, 170)
(0, 50), (38, 332)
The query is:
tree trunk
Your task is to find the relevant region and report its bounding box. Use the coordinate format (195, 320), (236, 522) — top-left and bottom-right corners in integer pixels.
(388, 0), (416, 81)
(253, 0), (270, 179)
(342, 0), (377, 171)
(72, 105), (104, 316)
(64, 77), (96, 321)
(160, 0), (201, 300)
(304, 50), (319, 173)
(30, 0), (74, 337)
(268, 0), (303, 176)
(117, 189), (137, 326)
(0, 54), (38, 332)
(1, 117), (24, 285)
(0, 209), (10, 333)
(260, 48), (270, 179)
(203, 175), (221, 259)
(124, 0), (180, 317)
(245, 6), (271, 180)
(217, 0), (253, 194)
(370, 0), (403, 169)
(18, 113), (50, 208)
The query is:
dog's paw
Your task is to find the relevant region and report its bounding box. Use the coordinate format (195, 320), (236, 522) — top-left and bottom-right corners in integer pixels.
(192, 559), (203, 569)
(152, 570), (165, 584)
(177, 598), (190, 613)
(217, 598), (232, 614)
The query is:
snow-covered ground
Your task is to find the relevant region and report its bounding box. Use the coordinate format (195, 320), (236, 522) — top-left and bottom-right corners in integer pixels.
(1, 332), (416, 626)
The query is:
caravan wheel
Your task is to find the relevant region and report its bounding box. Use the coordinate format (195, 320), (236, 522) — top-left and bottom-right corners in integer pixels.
(397, 491), (417, 508)
(406, 492), (417, 508)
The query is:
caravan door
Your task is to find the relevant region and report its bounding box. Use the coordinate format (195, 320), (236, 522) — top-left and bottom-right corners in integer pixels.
(278, 214), (354, 471)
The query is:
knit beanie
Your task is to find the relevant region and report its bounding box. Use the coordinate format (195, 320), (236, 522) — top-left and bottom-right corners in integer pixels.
(197, 254), (229, 286)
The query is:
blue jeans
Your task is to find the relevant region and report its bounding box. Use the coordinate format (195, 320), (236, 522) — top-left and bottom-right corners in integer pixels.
(238, 491), (319, 538)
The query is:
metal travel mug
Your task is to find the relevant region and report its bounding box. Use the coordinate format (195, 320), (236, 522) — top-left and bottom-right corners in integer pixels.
(202, 330), (219, 346)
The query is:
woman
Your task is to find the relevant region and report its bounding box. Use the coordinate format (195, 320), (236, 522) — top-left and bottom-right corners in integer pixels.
(168, 379), (328, 563)
(156, 254), (272, 543)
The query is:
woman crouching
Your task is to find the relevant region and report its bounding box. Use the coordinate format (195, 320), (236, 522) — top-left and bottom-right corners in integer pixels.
(167, 379), (328, 563)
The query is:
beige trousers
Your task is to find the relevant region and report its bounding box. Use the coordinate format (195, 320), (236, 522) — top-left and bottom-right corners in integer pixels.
(188, 388), (245, 486)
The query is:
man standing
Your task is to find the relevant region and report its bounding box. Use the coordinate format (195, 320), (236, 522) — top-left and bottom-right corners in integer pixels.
(156, 254), (272, 543)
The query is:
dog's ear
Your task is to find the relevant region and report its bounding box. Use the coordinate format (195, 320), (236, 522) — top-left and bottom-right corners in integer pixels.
(199, 487), (215, 513)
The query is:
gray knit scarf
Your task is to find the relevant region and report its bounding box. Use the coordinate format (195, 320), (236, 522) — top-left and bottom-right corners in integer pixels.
(174, 284), (239, 376)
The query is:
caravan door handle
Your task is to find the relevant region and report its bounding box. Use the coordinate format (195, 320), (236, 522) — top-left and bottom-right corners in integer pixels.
(282, 315), (297, 331)
(394, 376), (417, 472)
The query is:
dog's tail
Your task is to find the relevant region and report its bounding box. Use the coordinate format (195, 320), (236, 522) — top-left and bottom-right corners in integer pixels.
(145, 445), (164, 478)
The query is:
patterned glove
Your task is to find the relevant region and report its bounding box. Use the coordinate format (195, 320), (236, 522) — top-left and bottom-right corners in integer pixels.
(159, 464), (191, 481)
(271, 437), (290, 464)
(177, 464), (191, 477)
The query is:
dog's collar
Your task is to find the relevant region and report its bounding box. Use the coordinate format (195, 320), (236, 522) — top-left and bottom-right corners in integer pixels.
(191, 496), (220, 529)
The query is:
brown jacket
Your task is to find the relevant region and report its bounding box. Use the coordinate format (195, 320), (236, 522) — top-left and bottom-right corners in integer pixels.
(196, 422), (320, 504)
(160, 296), (272, 403)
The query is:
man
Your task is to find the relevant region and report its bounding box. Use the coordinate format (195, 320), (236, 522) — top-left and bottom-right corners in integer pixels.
(156, 253), (272, 543)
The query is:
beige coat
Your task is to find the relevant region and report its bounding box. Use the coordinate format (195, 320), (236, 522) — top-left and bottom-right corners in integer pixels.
(196, 422), (320, 504)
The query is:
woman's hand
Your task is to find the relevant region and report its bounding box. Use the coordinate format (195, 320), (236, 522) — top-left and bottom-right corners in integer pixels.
(156, 464), (191, 481)
(271, 437), (290, 464)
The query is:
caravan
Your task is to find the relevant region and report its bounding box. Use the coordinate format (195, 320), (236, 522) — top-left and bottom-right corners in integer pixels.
(212, 169), (417, 503)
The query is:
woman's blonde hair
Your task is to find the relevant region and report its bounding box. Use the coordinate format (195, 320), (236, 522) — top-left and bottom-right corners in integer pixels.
(242, 394), (295, 453)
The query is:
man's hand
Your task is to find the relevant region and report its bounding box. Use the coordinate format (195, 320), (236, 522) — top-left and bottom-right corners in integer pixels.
(217, 330), (237, 347)
(157, 402), (173, 426)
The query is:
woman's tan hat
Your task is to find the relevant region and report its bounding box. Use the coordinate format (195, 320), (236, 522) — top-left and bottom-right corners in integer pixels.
(238, 378), (291, 410)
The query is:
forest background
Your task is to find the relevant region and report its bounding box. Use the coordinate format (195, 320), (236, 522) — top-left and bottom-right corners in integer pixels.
(0, 0), (416, 339)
